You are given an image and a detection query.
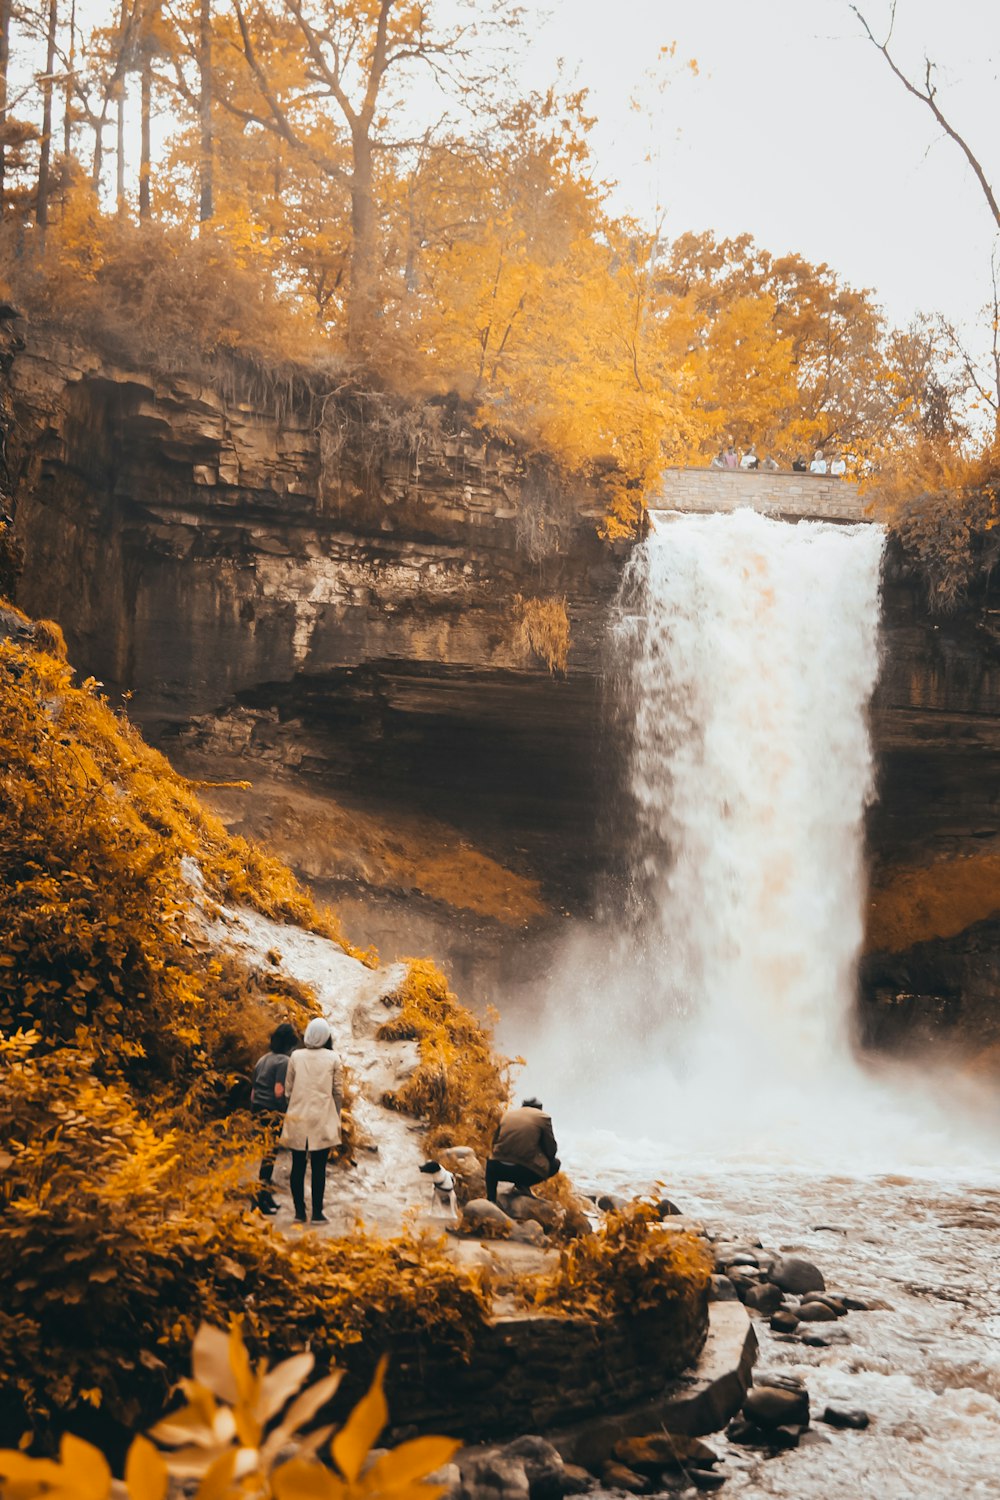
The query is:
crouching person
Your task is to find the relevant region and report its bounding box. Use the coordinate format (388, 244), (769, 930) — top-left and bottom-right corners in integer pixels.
(280, 1016), (344, 1225)
(486, 1096), (560, 1204)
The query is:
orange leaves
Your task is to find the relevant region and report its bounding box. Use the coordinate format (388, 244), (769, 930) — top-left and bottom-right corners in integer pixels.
(0, 1323), (456, 1500)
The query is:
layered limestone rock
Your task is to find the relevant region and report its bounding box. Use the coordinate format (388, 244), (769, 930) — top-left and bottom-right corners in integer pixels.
(2, 315), (623, 899)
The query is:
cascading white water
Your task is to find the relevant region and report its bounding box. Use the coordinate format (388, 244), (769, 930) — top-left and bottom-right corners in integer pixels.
(618, 508), (885, 1087)
(516, 506), (997, 1166)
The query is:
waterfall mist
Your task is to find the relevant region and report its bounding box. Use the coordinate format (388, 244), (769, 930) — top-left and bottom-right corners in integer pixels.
(505, 510), (998, 1174)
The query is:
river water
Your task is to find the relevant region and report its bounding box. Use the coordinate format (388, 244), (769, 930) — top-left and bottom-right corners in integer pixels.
(503, 511), (1000, 1498)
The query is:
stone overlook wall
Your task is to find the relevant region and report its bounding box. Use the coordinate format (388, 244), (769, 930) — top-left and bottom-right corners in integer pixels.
(653, 467), (866, 522)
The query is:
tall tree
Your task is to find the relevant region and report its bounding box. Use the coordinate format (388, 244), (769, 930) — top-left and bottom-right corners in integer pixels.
(197, 0), (211, 219)
(227, 0), (516, 357)
(0, 0), (12, 216)
(35, 0), (58, 242)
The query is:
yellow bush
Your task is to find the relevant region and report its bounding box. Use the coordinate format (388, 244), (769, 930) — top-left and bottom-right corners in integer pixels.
(512, 596), (571, 675)
(527, 1200), (711, 1323)
(377, 960), (509, 1157)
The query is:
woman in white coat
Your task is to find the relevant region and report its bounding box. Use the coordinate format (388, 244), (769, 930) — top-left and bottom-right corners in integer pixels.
(279, 1016), (344, 1223)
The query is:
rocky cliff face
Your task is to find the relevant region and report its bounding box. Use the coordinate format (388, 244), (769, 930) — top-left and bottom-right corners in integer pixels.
(1, 313), (625, 906)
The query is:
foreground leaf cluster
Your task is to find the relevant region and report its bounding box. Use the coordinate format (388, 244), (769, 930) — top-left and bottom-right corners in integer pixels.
(0, 1320), (457, 1500)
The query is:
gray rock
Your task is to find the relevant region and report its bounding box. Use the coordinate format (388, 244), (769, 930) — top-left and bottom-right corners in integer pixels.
(797, 1300), (838, 1322)
(460, 1452), (530, 1500)
(768, 1255), (825, 1295)
(500, 1193), (564, 1232)
(840, 1295), (871, 1312)
(797, 1325), (851, 1347)
(596, 1194), (628, 1212)
(742, 1384), (810, 1429)
(691, 1470), (727, 1491)
(504, 1437), (566, 1500)
(508, 1220), (547, 1246)
(600, 1461), (649, 1494)
(709, 1275), (738, 1302)
(821, 1406), (870, 1430)
(461, 1198), (511, 1234)
(559, 1465), (597, 1495)
(743, 1282), (783, 1315)
(727, 1252), (760, 1268)
(801, 1293), (846, 1315)
(769, 1309), (799, 1333)
(656, 1198), (682, 1218)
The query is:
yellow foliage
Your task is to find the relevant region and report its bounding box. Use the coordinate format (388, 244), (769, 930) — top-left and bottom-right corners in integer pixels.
(0, 1322), (458, 1500)
(513, 596), (570, 676)
(377, 960), (508, 1158)
(527, 1200), (711, 1324)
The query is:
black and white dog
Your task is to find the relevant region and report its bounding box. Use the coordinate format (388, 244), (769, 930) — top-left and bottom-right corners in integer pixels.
(419, 1160), (457, 1222)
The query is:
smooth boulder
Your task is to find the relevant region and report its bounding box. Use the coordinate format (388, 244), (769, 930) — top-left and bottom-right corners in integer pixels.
(744, 1282), (783, 1315)
(500, 1193), (564, 1233)
(612, 1434), (718, 1474)
(742, 1384), (810, 1430)
(461, 1199), (511, 1235)
(768, 1255), (825, 1295)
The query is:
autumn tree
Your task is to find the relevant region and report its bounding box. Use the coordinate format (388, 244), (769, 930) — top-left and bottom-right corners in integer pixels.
(223, 0), (518, 357)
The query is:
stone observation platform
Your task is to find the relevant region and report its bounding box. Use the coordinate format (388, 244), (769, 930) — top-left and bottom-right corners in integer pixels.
(650, 467), (868, 523)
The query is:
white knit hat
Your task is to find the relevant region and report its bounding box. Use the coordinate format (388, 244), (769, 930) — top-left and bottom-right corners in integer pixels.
(303, 1017), (332, 1048)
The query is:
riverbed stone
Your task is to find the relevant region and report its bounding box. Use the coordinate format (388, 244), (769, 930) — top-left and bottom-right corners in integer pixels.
(612, 1433), (718, 1474)
(459, 1451), (530, 1500)
(507, 1220), (547, 1246)
(727, 1252), (759, 1268)
(690, 1470), (727, 1491)
(840, 1295), (871, 1312)
(600, 1461), (649, 1493)
(743, 1283), (783, 1315)
(656, 1198), (682, 1218)
(709, 1275), (738, 1302)
(499, 1193), (564, 1232)
(461, 1198), (511, 1234)
(767, 1255), (825, 1295)
(503, 1437), (566, 1500)
(558, 1465), (596, 1495)
(796, 1300), (838, 1322)
(797, 1325), (851, 1347)
(820, 1406), (870, 1430)
(742, 1384), (810, 1429)
(769, 1310), (799, 1334)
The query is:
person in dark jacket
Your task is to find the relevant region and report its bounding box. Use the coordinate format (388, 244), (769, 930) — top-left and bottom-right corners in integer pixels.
(486, 1097), (560, 1203)
(251, 1021), (299, 1214)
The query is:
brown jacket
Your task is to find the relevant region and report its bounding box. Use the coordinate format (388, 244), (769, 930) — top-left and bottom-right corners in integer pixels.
(491, 1105), (558, 1177)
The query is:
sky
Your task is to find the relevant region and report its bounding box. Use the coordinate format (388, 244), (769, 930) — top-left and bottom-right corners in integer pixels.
(516, 0), (998, 343)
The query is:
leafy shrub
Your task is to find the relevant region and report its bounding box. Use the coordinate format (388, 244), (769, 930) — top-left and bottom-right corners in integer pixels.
(528, 1201), (711, 1323)
(377, 960), (509, 1158)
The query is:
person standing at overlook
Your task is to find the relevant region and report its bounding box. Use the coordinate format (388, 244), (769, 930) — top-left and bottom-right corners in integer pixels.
(810, 449), (828, 474)
(723, 443), (739, 469)
(486, 1097), (561, 1203)
(280, 1016), (344, 1224)
(830, 452), (847, 477)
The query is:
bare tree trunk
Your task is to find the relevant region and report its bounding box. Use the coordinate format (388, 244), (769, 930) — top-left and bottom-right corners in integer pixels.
(62, 0), (75, 158)
(0, 0), (10, 219)
(198, 0), (213, 222)
(347, 126), (377, 356)
(139, 50), (151, 220)
(36, 0), (58, 245)
(116, 79), (126, 213)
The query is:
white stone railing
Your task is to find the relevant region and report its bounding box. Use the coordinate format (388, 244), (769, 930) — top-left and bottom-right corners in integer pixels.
(651, 467), (868, 522)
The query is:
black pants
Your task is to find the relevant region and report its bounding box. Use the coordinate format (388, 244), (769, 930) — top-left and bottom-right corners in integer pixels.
(253, 1109), (283, 1186)
(290, 1148), (329, 1218)
(486, 1158), (557, 1204)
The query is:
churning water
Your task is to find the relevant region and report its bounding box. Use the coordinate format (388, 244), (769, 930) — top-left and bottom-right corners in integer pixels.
(504, 509), (1000, 1498)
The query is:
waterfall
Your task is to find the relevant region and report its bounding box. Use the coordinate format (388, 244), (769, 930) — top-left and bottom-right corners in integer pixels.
(616, 509), (886, 1088)
(515, 508), (912, 1160)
